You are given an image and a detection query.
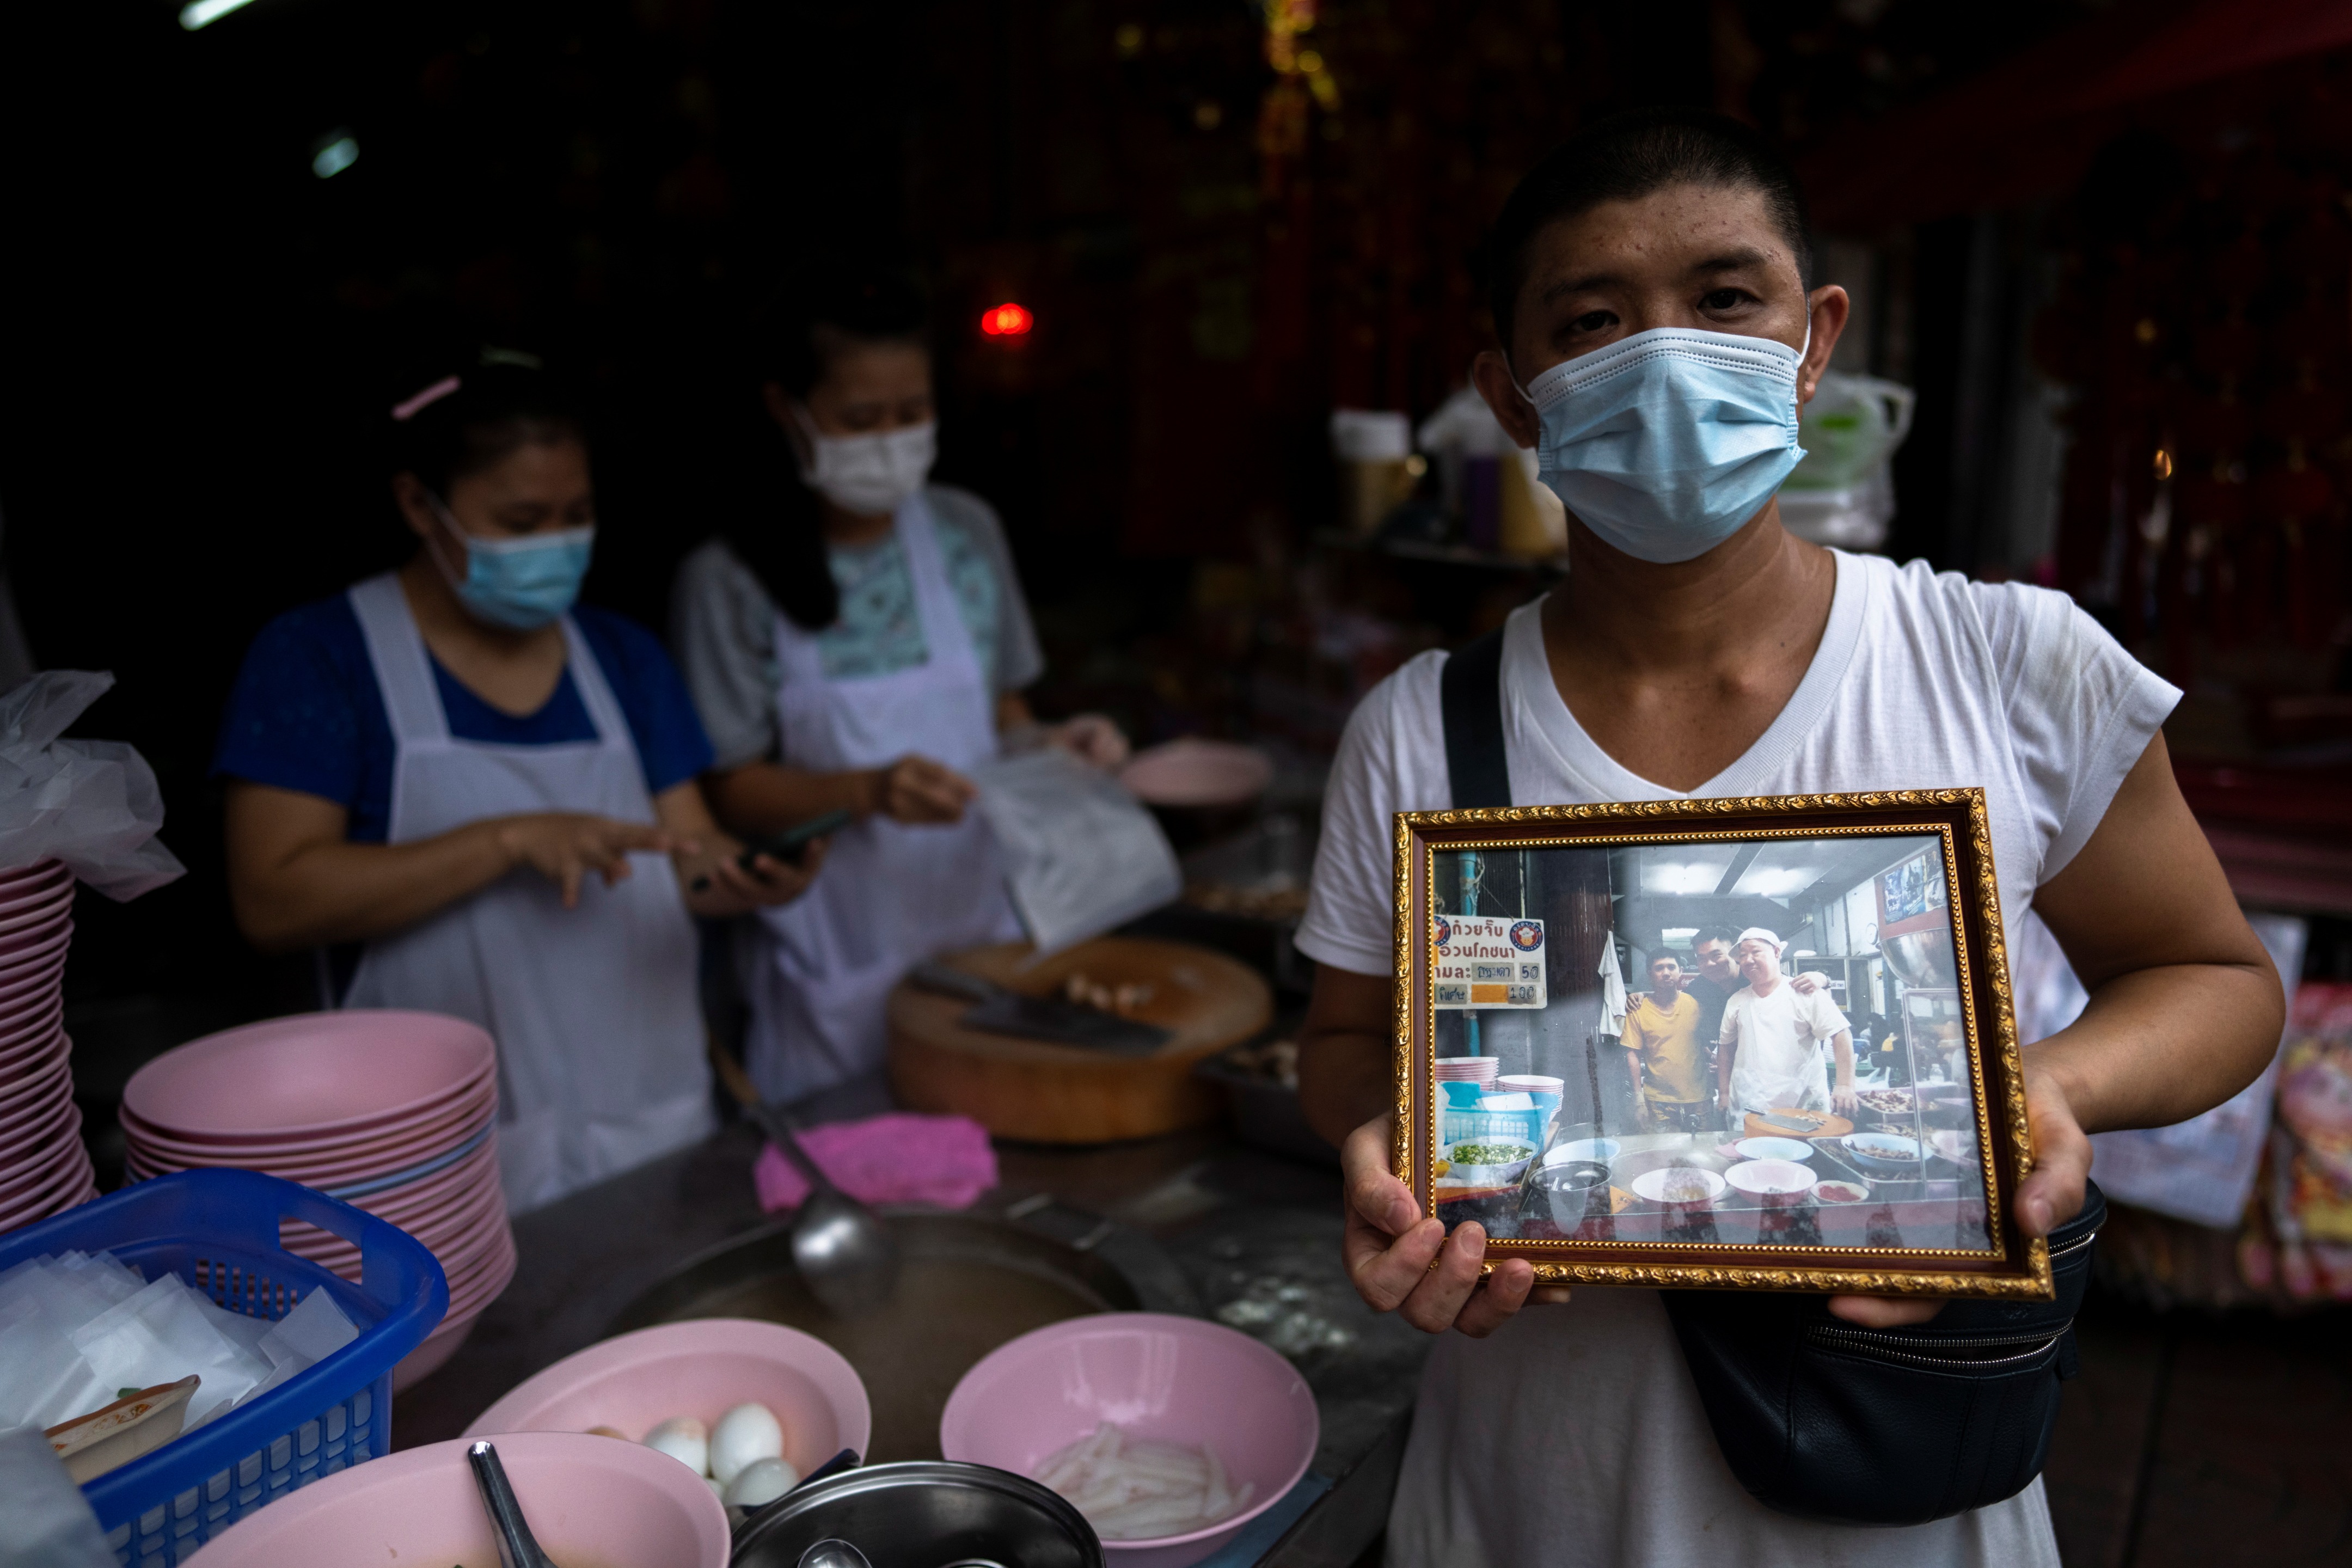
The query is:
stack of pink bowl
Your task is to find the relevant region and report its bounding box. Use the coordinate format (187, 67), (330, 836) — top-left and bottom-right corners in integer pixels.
(0, 859), (95, 1230)
(119, 1010), (514, 1388)
(1435, 1055), (1500, 1091)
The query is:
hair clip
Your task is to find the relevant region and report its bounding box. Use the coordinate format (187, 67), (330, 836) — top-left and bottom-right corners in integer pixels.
(390, 375), (462, 421)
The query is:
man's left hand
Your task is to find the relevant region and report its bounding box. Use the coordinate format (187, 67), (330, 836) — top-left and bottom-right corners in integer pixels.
(1790, 970), (1833, 995)
(1828, 1061), (2088, 1328)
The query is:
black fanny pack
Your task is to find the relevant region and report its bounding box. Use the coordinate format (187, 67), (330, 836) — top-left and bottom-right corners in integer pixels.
(1438, 627), (2100, 1527)
(1659, 1182), (2100, 1525)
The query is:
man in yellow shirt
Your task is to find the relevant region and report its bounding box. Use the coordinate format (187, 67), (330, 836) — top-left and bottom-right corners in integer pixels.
(1622, 953), (1711, 1131)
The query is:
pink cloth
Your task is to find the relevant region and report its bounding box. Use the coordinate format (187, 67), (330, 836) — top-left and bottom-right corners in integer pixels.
(752, 1112), (999, 1212)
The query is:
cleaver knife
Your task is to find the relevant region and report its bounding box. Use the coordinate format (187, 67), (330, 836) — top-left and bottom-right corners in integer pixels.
(909, 963), (1172, 1056)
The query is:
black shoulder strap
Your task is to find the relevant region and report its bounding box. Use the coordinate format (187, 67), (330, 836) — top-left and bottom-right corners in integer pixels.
(1440, 628), (1511, 810)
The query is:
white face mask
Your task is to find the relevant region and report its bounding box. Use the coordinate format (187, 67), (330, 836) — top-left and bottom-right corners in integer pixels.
(793, 405), (937, 516)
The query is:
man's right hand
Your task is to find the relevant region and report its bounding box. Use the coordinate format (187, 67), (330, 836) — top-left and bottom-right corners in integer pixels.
(1340, 1114), (1556, 1336)
(494, 813), (678, 908)
(867, 755), (978, 824)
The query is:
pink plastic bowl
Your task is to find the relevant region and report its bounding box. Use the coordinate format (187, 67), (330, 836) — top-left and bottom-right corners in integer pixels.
(940, 1313), (1319, 1568)
(124, 1009), (494, 1140)
(1119, 739), (1275, 807)
(465, 1318), (872, 1475)
(0, 926), (72, 979)
(119, 1080), (494, 1168)
(182, 1430), (728, 1568)
(0, 1018), (65, 1075)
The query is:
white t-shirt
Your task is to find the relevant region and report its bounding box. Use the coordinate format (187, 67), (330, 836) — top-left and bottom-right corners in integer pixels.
(1722, 980), (1852, 1114)
(1294, 549), (2178, 1568)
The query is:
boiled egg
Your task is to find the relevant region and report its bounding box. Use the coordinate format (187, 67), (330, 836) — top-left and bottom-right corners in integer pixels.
(642, 1416), (709, 1475)
(708, 1401), (785, 1485)
(724, 1455), (798, 1509)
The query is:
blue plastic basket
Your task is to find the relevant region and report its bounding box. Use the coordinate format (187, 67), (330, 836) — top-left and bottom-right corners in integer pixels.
(0, 1168), (448, 1565)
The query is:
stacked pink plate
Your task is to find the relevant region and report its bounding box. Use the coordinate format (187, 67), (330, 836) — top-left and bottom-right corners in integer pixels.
(119, 1010), (515, 1390)
(1435, 1055), (1500, 1088)
(0, 859), (96, 1232)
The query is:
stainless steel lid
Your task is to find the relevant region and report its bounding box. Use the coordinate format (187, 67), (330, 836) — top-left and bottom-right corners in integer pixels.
(730, 1461), (1104, 1568)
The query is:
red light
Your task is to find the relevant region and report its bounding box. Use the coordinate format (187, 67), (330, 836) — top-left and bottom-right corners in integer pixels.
(980, 302), (1033, 337)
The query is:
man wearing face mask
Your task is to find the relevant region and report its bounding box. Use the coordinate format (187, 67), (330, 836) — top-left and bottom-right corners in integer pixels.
(671, 267), (1126, 1106)
(217, 353), (819, 1213)
(1295, 110), (2283, 1565)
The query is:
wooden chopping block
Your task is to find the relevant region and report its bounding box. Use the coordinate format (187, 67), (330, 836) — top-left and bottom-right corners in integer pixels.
(1743, 1108), (1854, 1140)
(886, 936), (1273, 1143)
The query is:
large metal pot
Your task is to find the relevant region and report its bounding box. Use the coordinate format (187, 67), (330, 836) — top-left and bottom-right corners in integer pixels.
(608, 1203), (1197, 1463)
(1535, 1160), (1613, 1230)
(731, 1461), (1103, 1568)
(1880, 927), (1956, 990)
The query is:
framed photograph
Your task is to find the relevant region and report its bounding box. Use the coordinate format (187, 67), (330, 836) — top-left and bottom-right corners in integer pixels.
(1391, 790), (2053, 1300)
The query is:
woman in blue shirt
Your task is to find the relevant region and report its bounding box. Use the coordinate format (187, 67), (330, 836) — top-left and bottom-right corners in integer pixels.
(217, 354), (817, 1212)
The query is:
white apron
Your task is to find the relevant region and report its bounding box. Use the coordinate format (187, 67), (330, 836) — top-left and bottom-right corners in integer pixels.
(1725, 987), (1838, 1116)
(342, 573), (714, 1214)
(740, 495), (1022, 1103)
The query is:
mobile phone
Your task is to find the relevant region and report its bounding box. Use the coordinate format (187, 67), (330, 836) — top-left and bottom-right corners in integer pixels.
(737, 807), (854, 871)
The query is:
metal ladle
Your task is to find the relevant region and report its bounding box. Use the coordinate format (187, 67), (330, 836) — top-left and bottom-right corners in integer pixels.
(745, 1100), (901, 1316)
(468, 1440), (559, 1568)
(797, 1541), (874, 1568)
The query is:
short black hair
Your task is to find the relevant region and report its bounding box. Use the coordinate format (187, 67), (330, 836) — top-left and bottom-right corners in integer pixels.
(1692, 924), (1741, 952)
(755, 261), (932, 398)
(726, 261), (933, 635)
(1484, 107), (1813, 355)
(1649, 952), (1683, 969)
(389, 350), (583, 497)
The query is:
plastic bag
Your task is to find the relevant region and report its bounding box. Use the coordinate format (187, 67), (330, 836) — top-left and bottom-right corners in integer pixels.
(0, 1428), (115, 1568)
(2017, 908), (2307, 1229)
(969, 749), (1180, 958)
(0, 671), (185, 899)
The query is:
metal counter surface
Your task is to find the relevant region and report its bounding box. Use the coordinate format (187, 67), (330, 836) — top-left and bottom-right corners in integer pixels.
(393, 1117), (1429, 1568)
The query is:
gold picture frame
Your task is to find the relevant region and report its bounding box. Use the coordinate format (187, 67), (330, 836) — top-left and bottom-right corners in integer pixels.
(1391, 789), (2051, 1300)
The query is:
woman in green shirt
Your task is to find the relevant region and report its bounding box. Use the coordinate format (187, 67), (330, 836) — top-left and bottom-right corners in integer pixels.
(671, 267), (1123, 1104)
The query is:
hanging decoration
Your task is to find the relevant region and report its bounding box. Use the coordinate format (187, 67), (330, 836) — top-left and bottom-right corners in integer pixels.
(1255, 0), (1336, 200)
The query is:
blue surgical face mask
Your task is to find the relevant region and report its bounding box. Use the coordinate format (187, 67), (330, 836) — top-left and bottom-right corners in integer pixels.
(1519, 325), (1808, 564)
(428, 500), (595, 630)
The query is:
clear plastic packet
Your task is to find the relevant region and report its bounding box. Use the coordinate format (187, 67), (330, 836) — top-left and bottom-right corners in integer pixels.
(0, 671), (185, 898)
(967, 749), (1180, 958)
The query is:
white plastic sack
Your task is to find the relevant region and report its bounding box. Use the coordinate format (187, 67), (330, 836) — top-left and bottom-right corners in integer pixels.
(0, 671), (185, 899)
(1778, 467), (1897, 550)
(970, 749), (1181, 959)
(0, 1250), (357, 1437)
(0, 1428), (115, 1568)
(70, 1276), (273, 1428)
(1329, 409), (1412, 462)
(2017, 909), (2308, 1229)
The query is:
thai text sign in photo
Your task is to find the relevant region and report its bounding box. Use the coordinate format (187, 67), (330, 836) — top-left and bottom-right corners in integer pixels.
(1432, 914), (1547, 1009)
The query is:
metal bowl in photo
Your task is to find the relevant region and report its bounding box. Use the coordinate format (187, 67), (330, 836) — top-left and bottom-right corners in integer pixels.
(1630, 1166), (1727, 1207)
(1441, 1140), (1535, 1186)
(1545, 1137), (1620, 1168)
(1840, 1133), (1925, 1175)
(1723, 1159), (1818, 1202)
(1926, 1129), (1980, 1166)
(730, 1461), (1104, 1568)
(1536, 1159), (1614, 1228)
(1733, 1137), (1814, 1163)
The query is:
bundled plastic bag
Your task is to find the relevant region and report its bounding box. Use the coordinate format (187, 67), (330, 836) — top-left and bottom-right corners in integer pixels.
(0, 1428), (115, 1568)
(0, 1249), (356, 1436)
(0, 671), (184, 899)
(969, 749), (1180, 958)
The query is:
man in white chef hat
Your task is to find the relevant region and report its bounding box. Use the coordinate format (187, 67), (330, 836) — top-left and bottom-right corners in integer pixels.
(1716, 926), (1858, 1122)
